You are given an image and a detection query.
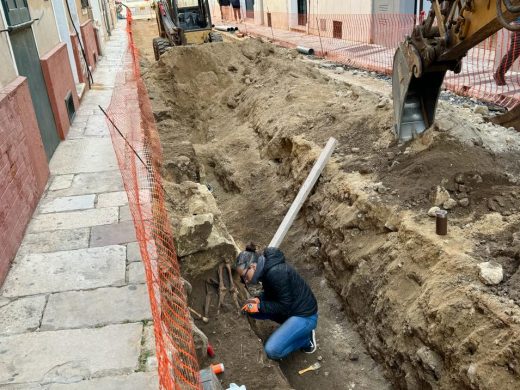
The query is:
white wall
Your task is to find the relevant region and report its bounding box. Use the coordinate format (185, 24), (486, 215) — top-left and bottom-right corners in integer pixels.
(29, 0), (62, 56)
(52, 0), (79, 83)
(0, 9), (17, 89)
(317, 0), (373, 15)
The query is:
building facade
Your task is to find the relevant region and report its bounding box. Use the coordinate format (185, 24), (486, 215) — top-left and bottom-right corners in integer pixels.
(0, 0), (114, 284)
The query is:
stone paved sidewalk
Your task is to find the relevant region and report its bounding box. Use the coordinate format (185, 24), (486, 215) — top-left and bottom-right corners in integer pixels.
(0, 22), (158, 389)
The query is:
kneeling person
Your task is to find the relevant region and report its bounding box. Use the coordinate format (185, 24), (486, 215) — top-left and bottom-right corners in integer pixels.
(236, 245), (318, 360)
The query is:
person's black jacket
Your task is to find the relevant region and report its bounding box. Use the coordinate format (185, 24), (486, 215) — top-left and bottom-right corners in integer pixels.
(258, 247), (317, 317)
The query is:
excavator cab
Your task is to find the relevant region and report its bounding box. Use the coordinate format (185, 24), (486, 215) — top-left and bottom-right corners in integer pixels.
(392, 0), (520, 142)
(153, 0), (222, 60)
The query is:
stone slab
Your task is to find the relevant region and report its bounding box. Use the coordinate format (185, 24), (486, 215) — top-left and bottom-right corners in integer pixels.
(84, 115), (109, 137)
(41, 285), (151, 330)
(48, 175), (74, 191)
(28, 208), (119, 232)
(1, 246), (126, 297)
(97, 191), (128, 208)
(48, 372), (158, 390)
(0, 296), (46, 335)
(40, 195), (96, 214)
(49, 139), (117, 174)
(15, 228), (90, 258)
(128, 262), (146, 284)
(0, 323), (143, 385)
(142, 324), (157, 372)
(49, 171), (124, 198)
(119, 205), (132, 222)
(89, 221), (136, 247)
(126, 242), (142, 263)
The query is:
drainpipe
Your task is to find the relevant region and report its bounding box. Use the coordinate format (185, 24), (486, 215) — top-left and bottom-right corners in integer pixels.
(370, 0), (375, 44)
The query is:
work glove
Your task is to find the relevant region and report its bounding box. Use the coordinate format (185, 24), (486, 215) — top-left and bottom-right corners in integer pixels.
(241, 301), (259, 314)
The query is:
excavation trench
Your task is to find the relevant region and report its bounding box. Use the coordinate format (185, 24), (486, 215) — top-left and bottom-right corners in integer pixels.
(133, 21), (520, 389)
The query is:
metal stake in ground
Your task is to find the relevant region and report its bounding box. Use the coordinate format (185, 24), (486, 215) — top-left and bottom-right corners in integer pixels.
(269, 137), (337, 248)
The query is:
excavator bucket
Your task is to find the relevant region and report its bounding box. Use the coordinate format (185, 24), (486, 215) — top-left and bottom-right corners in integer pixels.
(392, 43), (446, 142)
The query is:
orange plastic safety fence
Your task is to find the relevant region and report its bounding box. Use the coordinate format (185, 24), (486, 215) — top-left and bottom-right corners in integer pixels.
(211, 7), (520, 109)
(105, 9), (201, 390)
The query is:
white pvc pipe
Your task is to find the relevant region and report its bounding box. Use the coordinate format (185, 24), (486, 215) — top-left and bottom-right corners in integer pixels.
(269, 137), (338, 248)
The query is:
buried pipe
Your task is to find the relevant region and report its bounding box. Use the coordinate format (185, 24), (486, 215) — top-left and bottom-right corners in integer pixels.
(214, 25), (238, 32)
(269, 137), (338, 248)
(296, 46), (315, 55)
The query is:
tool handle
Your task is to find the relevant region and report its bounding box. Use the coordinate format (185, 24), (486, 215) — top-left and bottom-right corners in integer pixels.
(298, 367), (311, 375)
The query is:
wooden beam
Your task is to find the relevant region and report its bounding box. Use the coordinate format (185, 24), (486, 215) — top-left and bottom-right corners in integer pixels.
(269, 137), (338, 248)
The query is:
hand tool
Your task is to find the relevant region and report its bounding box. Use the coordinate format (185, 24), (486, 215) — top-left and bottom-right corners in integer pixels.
(298, 362), (321, 375)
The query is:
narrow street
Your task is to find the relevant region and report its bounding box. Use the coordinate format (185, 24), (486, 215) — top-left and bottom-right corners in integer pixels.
(0, 22), (158, 389)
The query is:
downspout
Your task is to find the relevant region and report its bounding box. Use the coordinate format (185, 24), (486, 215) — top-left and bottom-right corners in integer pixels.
(370, 0), (375, 44)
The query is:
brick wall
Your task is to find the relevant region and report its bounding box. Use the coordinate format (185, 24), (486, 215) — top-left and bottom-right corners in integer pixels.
(40, 43), (80, 140)
(80, 20), (99, 72)
(0, 77), (49, 285)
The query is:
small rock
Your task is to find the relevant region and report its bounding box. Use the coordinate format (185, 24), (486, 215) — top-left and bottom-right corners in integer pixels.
(432, 186), (451, 207)
(349, 352), (359, 361)
(488, 198), (498, 212)
(428, 206), (441, 217)
(416, 346), (443, 379)
(459, 198), (470, 207)
(319, 279), (327, 288)
(454, 173), (465, 184)
(227, 98), (238, 109)
(317, 356), (323, 361)
(351, 147), (360, 153)
(384, 222), (398, 232)
(352, 71), (358, 75)
(227, 65), (238, 72)
(458, 184), (468, 193)
(377, 98), (388, 108)
(467, 363), (478, 383)
(477, 261), (503, 285)
(335, 67), (345, 74)
(341, 103), (348, 110)
(324, 371), (330, 377)
(443, 198), (458, 210)
(474, 105), (489, 115)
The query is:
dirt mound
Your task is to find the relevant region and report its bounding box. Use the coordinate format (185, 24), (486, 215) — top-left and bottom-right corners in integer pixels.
(138, 28), (520, 390)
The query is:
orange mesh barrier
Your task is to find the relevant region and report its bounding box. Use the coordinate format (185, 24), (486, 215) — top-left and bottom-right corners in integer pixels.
(104, 10), (201, 390)
(211, 7), (520, 109)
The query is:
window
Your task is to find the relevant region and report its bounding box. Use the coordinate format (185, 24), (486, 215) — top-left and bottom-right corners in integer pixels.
(81, 0), (89, 8)
(320, 18), (326, 32)
(333, 21), (342, 39)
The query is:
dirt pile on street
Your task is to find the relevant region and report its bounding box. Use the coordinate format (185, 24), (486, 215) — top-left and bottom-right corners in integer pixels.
(140, 34), (520, 389)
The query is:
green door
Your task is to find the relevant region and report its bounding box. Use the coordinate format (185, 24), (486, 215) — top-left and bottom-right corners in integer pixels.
(2, 0), (60, 161)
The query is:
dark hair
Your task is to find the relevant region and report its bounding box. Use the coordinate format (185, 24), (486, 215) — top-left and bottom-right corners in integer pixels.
(245, 242), (257, 252)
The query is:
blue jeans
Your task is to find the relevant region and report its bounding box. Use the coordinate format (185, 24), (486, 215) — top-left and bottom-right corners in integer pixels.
(250, 312), (318, 360)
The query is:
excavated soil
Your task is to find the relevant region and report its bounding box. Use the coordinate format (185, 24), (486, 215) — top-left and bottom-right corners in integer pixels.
(133, 20), (520, 390)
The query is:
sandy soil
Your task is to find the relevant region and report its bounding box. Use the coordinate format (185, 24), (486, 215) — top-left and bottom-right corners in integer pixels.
(132, 19), (520, 390)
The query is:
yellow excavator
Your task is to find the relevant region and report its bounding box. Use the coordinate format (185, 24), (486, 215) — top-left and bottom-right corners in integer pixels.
(393, 0), (520, 141)
(152, 0), (223, 61)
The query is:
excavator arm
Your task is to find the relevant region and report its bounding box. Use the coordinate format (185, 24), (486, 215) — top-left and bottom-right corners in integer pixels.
(393, 0), (520, 141)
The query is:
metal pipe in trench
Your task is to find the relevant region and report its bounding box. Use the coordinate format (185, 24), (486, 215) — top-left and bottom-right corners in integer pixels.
(296, 46), (315, 55)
